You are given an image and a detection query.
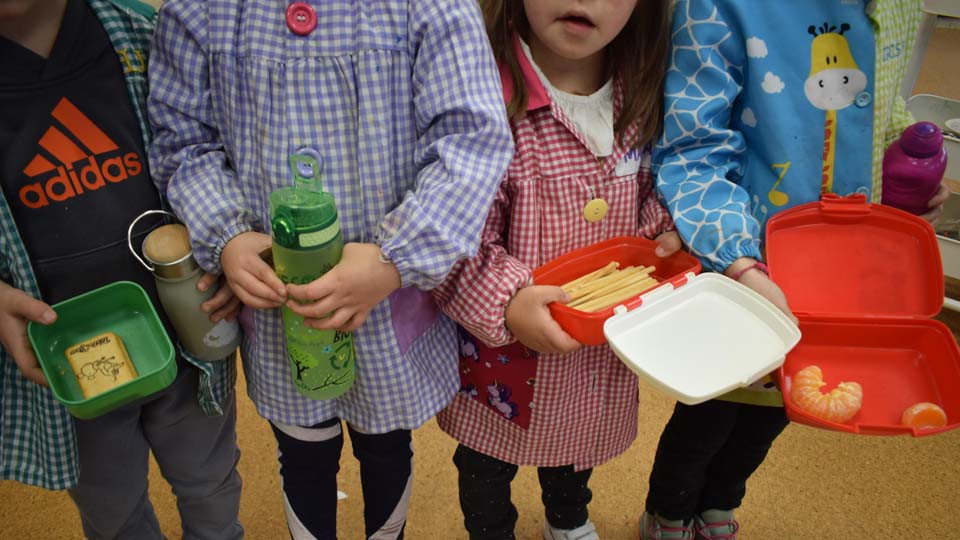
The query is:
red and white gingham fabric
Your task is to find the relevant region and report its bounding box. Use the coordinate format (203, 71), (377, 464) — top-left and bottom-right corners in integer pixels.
(432, 37), (674, 470)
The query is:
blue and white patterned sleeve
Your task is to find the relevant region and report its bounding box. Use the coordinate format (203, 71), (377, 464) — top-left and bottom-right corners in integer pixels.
(653, 0), (762, 273)
(377, 0), (514, 290)
(147, 1), (257, 274)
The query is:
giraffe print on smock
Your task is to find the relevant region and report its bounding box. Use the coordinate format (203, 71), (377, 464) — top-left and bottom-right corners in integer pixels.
(654, 0), (877, 273)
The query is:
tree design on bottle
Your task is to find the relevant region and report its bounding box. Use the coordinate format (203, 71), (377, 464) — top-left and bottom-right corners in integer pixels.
(280, 299), (355, 396)
(288, 340), (354, 391)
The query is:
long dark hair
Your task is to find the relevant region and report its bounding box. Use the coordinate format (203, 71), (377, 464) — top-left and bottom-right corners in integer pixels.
(481, 0), (670, 147)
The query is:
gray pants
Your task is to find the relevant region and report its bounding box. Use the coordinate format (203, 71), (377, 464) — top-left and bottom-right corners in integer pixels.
(68, 363), (243, 540)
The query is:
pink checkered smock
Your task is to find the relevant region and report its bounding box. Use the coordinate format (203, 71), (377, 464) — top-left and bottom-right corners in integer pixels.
(432, 37), (674, 470)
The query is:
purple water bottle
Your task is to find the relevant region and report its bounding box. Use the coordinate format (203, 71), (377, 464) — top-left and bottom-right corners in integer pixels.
(881, 122), (948, 215)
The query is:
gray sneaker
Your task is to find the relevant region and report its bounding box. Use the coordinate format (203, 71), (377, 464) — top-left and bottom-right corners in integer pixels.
(544, 519), (599, 540)
(639, 512), (694, 540)
(693, 509), (739, 540)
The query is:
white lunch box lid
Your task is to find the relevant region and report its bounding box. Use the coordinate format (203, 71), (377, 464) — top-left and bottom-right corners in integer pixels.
(603, 273), (801, 404)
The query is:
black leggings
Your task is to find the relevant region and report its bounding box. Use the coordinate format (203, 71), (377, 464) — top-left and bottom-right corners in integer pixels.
(645, 400), (789, 521)
(453, 444), (593, 540)
(271, 418), (413, 539)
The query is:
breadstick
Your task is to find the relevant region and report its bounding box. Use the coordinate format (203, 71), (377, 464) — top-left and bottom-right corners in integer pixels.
(584, 276), (659, 310)
(567, 266), (645, 301)
(567, 265), (656, 304)
(575, 277), (657, 312)
(567, 268), (654, 306)
(561, 262), (619, 292)
(575, 277), (660, 312)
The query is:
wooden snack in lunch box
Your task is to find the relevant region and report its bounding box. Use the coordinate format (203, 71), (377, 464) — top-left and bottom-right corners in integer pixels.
(65, 332), (138, 399)
(567, 266), (655, 307)
(574, 276), (660, 312)
(561, 262), (620, 293)
(567, 265), (649, 301)
(558, 262), (660, 312)
(562, 263), (643, 296)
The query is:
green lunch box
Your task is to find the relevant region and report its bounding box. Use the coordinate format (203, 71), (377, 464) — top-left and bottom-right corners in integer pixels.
(27, 281), (177, 419)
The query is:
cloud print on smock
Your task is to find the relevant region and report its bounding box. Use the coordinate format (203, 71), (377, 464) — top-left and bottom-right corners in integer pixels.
(762, 72), (785, 94)
(746, 37), (768, 58)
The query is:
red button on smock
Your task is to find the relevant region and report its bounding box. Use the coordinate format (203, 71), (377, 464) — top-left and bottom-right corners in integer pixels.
(286, 2), (317, 36)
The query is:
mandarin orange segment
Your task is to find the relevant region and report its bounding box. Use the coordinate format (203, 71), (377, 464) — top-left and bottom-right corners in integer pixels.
(790, 365), (863, 423)
(901, 402), (947, 429)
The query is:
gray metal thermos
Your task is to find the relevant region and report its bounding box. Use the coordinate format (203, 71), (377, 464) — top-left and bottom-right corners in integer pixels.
(129, 210), (241, 361)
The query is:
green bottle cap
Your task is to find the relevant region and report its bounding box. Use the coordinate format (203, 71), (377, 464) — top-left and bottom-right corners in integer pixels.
(271, 150), (342, 249)
(270, 188), (339, 249)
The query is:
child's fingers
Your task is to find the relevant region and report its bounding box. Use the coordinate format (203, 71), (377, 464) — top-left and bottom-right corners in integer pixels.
(196, 272), (218, 292)
(304, 307), (354, 331)
(8, 336), (48, 386)
(231, 288), (274, 309)
(517, 312), (580, 354)
(0, 286), (51, 385)
(209, 295), (242, 322)
(236, 268), (285, 305)
(920, 205), (943, 227)
(340, 312), (367, 332)
(6, 289), (57, 325)
(285, 295), (340, 320)
(543, 322), (581, 354)
(739, 272), (798, 325)
(928, 181), (950, 208)
(655, 232), (682, 257)
(537, 285), (571, 305)
(232, 273), (284, 309)
(201, 280), (235, 313)
(534, 288), (579, 352)
(920, 183), (950, 226)
(286, 276), (335, 303)
(251, 260), (286, 299)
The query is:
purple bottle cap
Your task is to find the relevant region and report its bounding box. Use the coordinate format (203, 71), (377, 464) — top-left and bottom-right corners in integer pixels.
(901, 121), (943, 158)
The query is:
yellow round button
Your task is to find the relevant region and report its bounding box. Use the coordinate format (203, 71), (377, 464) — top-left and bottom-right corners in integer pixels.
(583, 198), (609, 223)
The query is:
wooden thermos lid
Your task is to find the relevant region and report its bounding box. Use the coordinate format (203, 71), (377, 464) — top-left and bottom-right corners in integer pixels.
(143, 224), (192, 264)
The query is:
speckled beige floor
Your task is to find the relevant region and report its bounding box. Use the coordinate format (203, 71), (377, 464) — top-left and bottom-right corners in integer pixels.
(1, 18), (958, 540)
(2, 373), (960, 540)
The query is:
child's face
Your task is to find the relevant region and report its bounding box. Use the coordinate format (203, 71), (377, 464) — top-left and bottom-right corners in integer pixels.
(523, 0), (638, 62)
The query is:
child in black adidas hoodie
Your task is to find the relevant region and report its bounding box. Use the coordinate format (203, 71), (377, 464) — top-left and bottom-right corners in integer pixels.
(0, 1), (244, 537)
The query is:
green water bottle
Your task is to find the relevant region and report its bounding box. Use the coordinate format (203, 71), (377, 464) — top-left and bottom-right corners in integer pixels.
(271, 151), (355, 400)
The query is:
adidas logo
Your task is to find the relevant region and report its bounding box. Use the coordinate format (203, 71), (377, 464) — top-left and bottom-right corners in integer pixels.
(19, 97), (142, 209)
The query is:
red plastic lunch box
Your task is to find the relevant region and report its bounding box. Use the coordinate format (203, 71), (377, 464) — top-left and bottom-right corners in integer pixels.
(770, 194), (960, 436)
(532, 236), (701, 346)
(534, 236), (801, 405)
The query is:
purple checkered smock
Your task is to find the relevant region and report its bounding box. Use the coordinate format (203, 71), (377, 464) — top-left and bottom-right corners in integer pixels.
(147, 0), (513, 432)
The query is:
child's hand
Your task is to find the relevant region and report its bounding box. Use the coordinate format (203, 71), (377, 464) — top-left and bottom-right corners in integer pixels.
(0, 282), (54, 386)
(921, 181), (951, 226)
(220, 232), (286, 309)
(725, 258), (798, 325)
(504, 286), (581, 354)
(654, 231), (683, 257)
(197, 273), (242, 323)
(285, 243), (401, 332)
